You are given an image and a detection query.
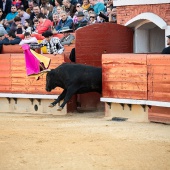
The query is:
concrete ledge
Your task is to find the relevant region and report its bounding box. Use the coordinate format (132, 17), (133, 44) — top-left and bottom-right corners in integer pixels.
(100, 97), (170, 108)
(0, 93), (59, 99)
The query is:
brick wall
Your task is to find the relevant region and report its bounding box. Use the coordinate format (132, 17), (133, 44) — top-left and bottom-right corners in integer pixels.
(117, 4), (170, 25)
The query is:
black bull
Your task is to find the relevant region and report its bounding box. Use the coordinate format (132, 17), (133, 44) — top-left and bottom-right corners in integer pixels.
(46, 63), (102, 111)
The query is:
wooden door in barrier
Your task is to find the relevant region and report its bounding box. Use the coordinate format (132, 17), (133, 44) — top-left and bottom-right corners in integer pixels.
(75, 23), (133, 111)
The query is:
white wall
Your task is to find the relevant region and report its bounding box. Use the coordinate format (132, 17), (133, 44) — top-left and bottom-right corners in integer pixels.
(134, 29), (149, 53)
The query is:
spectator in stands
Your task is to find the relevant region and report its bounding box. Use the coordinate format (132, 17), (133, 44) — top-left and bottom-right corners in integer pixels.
(30, 30), (64, 55)
(106, 6), (112, 17)
(60, 26), (75, 45)
(19, 32), (38, 45)
(0, 0), (12, 17)
(5, 5), (18, 23)
(82, 0), (91, 11)
(98, 11), (108, 22)
(40, 0), (53, 12)
(62, 0), (76, 18)
(108, 6), (117, 23)
(30, 4), (41, 21)
(51, 13), (60, 33)
(88, 12), (97, 25)
(162, 35), (170, 54)
(89, 0), (105, 15)
(73, 11), (88, 30)
(0, 31), (21, 53)
(32, 18), (39, 32)
(73, 3), (84, 24)
(23, 19), (33, 34)
(41, 6), (53, 21)
(0, 8), (5, 21)
(0, 20), (7, 37)
(52, 0), (63, 14)
(56, 11), (73, 32)
(26, 0), (34, 15)
(106, 0), (113, 9)
(53, 6), (63, 17)
(12, 0), (23, 9)
(36, 13), (53, 34)
(10, 16), (24, 34)
(17, 7), (30, 25)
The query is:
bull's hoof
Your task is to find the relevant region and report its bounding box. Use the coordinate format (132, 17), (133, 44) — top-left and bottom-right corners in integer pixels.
(48, 103), (55, 107)
(57, 106), (63, 111)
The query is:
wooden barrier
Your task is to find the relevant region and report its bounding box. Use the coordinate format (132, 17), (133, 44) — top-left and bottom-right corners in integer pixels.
(101, 54), (170, 123)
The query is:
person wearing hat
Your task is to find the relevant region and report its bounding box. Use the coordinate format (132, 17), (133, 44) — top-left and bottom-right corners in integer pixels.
(60, 26), (75, 46)
(162, 35), (170, 54)
(74, 11), (88, 31)
(30, 30), (64, 55)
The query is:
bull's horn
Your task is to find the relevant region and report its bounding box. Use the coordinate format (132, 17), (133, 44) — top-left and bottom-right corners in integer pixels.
(41, 69), (51, 73)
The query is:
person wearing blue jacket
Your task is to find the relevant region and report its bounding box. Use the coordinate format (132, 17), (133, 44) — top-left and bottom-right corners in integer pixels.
(89, 0), (105, 15)
(55, 11), (73, 32)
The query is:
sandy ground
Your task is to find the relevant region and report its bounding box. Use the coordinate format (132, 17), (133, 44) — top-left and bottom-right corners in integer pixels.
(0, 112), (170, 170)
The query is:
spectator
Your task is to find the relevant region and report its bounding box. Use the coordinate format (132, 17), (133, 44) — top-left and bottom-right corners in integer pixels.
(10, 16), (24, 34)
(26, 0), (34, 15)
(12, 0), (23, 9)
(23, 19), (33, 34)
(106, 0), (113, 9)
(5, 5), (18, 27)
(0, 20), (7, 37)
(32, 18), (39, 32)
(41, 6), (53, 21)
(62, 0), (76, 18)
(30, 30), (64, 55)
(53, 6), (63, 17)
(73, 3), (84, 24)
(40, 0), (53, 12)
(73, 11), (88, 30)
(17, 7), (30, 25)
(60, 26), (75, 45)
(30, 4), (41, 21)
(88, 12), (97, 25)
(82, 0), (91, 11)
(19, 32), (38, 45)
(0, 8), (5, 21)
(56, 11), (73, 32)
(109, 6), (117, 23)
(0, 0), (12, 17)
(36, 13), (53, 34)
(51, 13), (60, 33)
(89, 0), (105, 15)
(52, 0), (63, 14)
(0, 31), (21, 53)
(162, 35), (170, 54)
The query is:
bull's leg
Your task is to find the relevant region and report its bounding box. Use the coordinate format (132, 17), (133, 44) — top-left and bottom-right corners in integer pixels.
(58, 86), (78, 111)
(49, 89), (67, 107)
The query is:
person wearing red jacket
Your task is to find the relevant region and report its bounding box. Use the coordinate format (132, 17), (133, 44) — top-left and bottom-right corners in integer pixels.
(36, 13), (53, 34)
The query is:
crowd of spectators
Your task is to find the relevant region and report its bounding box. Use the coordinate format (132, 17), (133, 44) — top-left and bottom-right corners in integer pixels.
(0, 0), (117, 56)
(0, 0), (117, 35)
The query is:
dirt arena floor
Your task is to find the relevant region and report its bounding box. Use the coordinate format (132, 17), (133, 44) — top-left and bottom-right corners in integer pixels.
(0, 112), (170, 170)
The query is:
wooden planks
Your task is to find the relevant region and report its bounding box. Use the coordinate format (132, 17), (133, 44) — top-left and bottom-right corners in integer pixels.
(148, 54), (170, 102)
(0, 54), (11, 92)
(102, 54), (147, 99)
(149, 106), (170, 124)
(0, 53), (65, 95)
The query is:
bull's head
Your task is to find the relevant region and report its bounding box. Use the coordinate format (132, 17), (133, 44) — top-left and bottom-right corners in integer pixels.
(46, 69), (56, 92)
